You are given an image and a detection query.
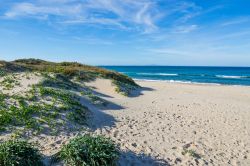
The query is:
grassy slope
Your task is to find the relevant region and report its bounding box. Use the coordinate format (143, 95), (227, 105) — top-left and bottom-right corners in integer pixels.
(0, 59), (139, 137)
(0, 59), (139, 95)
(11, 59), (138, 90)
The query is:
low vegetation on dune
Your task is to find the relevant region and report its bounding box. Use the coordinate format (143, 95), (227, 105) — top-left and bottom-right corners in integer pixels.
(0, 73), (89, 136)
(58, 135), (119, 166)
(0, 59), (139, 136)
(12, 59), (139, 94)
(0, 135), (118, 166)
(0, 74), (20, 90)
(0, 140), (44, 166)
(0, 58), (139, 165)
(0, 59), (139, 95)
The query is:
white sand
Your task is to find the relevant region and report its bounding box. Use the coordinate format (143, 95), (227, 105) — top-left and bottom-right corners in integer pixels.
(87, 79), (250, 166)
(1, 75), (250, 165)
(0, 72), (42, 95)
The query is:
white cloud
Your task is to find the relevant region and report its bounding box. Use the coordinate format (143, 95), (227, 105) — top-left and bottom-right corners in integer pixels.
(4, 2), (83, 21)
(173, 24), (198, 33)
(3, 0), (162, 33)
(47, 36), (114, 45)
(2, 0), (207, 33)
(221, 17), (250, 27)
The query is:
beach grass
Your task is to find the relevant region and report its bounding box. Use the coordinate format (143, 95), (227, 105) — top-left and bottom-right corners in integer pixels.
(0, 58), (138, 135)
(0, 72), (89, 135)
(0, 140), (44, 166)
(58, 135), (119, 166)
(0, 59), (138, 165)
(12, 58), (139, 94)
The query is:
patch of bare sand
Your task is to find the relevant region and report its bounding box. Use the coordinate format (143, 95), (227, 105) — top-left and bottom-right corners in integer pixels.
(87, 79), (250, 166)
(0, 72), (42, 95)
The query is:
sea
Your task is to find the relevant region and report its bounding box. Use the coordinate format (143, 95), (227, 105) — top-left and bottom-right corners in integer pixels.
(101, 66), (250, 86)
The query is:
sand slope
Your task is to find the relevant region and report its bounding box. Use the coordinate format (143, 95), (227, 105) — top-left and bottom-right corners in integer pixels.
(87, 79), (250, 166)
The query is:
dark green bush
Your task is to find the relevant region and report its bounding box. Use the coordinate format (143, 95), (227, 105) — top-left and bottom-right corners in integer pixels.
(59, 135), (119, 166)
(0, 140), (44, 166)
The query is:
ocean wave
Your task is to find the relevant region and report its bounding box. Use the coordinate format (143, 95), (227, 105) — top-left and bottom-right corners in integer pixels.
(169, 80), (192, 84)
(216, 75), (249, 79)
(133, 79), (221, 85)
(120, 72), (131, 74)
(168, 80), (220, 85)
(137, 73), (178, 76)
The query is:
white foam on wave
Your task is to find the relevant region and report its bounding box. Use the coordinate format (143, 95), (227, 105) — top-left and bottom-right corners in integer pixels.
(137, 73), (178, 76)
(216, 75), (248, 79)
(134, 79), (221, 86)
(133, 79), (160, 82)
(159, 73), (178, 76)
(168, 80), (221, 85)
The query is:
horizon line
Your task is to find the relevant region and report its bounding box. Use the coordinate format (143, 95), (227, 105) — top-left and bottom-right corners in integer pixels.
(99, 65), (250, 68)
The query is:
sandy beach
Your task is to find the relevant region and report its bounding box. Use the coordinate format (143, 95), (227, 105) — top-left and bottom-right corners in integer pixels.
(86, 79), (250, 165)
(1, 72), (250, 165)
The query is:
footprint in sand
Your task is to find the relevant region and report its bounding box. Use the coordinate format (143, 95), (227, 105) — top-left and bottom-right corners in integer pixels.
(113, 130), (119, 138)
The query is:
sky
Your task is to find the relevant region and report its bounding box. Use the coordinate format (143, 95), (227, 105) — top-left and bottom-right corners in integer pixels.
(0, 0), (250, 66)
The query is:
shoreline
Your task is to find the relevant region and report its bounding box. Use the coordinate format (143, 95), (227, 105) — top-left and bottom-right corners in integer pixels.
(133, 78), (250, 87)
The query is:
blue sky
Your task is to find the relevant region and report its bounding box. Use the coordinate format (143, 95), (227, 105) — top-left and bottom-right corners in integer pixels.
(0, 0), (250, 66)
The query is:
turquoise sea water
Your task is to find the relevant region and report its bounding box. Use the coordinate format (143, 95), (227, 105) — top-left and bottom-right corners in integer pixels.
(101, 66), (250, 86)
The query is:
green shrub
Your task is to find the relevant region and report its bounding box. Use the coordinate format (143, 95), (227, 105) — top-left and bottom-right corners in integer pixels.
(0, 69), (6, 77)
(59, 135), (119, 166)
(0, 140), (44, 166)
